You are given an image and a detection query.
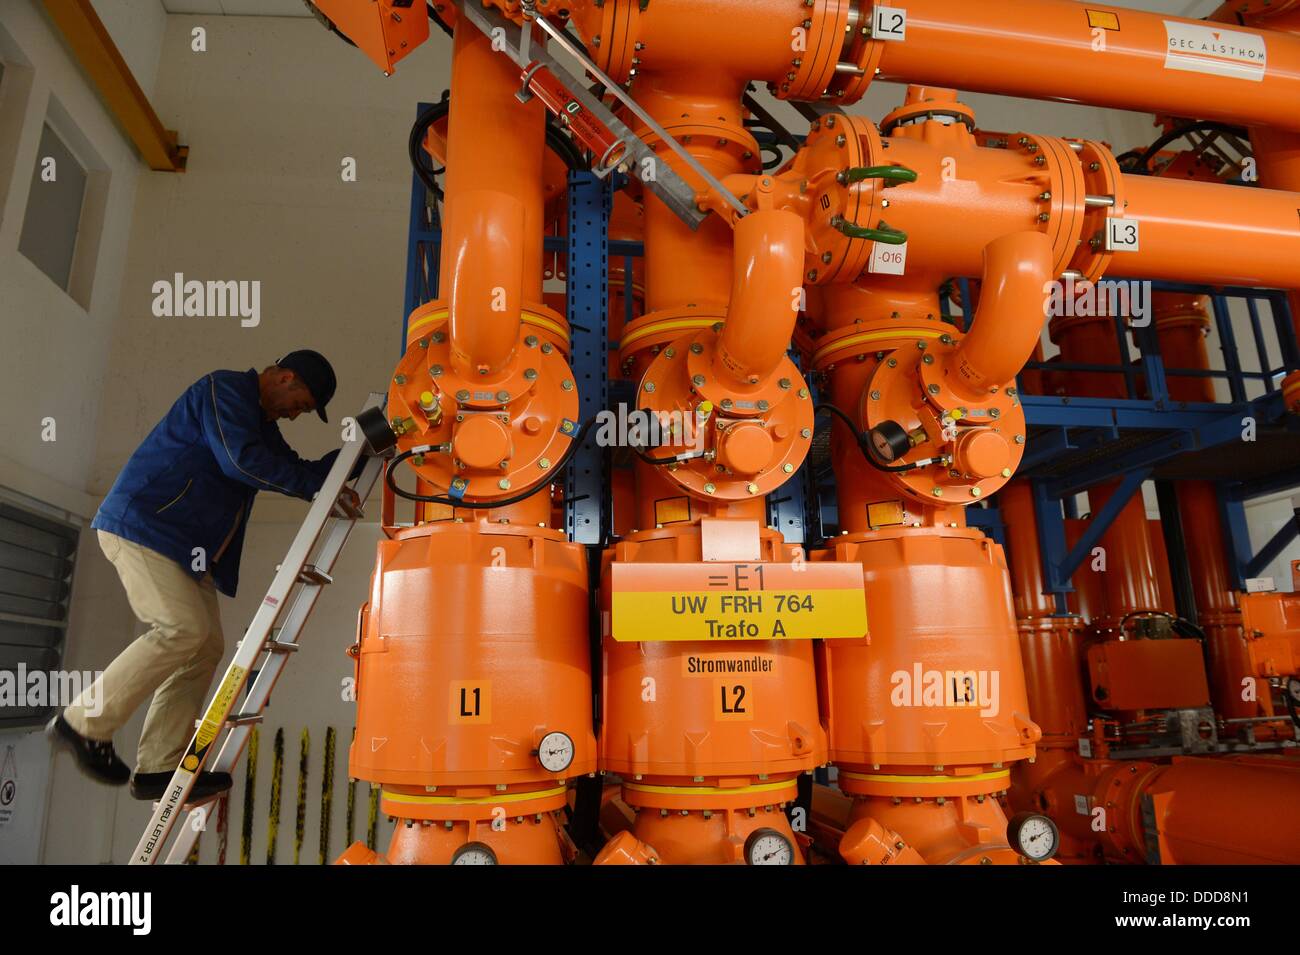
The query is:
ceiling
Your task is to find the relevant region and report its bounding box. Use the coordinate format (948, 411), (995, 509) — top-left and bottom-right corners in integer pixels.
(160, 0), (314, 15)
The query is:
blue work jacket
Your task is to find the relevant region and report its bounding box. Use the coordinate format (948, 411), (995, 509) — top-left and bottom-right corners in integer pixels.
(91, 369), (339, 597)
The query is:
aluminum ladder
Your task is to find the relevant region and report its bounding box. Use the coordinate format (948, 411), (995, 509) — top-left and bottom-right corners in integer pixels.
(131, 393), (389, 864)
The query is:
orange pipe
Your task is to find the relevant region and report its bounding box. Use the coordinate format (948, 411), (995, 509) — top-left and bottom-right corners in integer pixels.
(439, 23), (545, 379)
(942, 231), (1053, 401)
(874, 0), (1300, 132)
(715, 208), (804, 386)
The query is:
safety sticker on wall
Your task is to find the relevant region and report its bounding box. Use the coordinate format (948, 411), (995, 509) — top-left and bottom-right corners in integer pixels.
(0, 744), (17, 828)
(1163, 20), (1266, 83)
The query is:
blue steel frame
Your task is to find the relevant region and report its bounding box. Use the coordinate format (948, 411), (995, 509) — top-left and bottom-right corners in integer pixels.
(404, 119), (1298, 581)
(946, 279), (1300, 600)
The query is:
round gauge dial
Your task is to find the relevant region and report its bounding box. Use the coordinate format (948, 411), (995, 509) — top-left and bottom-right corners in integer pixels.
(744, 827), (794, 866)
(1007, 811), (1060, 862)
(537, 731), (575, 773)
(450, 842), (498, 865)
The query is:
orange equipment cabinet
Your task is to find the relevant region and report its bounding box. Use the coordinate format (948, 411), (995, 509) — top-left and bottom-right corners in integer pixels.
(1086, 639), (1211, 711)
(343, 521), (598, 865)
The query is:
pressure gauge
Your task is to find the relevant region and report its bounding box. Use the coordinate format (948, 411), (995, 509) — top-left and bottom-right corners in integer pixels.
(450, 842), (498, 865)
(536, 731), (575, 773)
(744, 828), (794, 866)
(1007, 811), (1060, 862)
(869, 420), (912, 463)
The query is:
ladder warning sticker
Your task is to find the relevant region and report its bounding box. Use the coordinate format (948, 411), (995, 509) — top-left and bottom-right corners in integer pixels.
(611, 562), (867, 642)
(1163, 20), (1266, 82)
(189, 664), (246, 767)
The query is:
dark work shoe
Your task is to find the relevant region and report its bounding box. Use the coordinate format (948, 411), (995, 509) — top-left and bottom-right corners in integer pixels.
(129, 770), (232, 802)
(46, 713), (130, 785)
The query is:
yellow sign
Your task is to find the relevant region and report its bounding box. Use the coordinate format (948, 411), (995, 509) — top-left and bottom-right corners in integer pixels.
(1087, 9), (1120, 30)
(611, 562), (867, 642)
(195, 664), (246, 753)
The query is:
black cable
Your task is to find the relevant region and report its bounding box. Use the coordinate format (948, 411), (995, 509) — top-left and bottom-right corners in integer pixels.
(814, 403), (924, 474)
(408, 94), (589, 205)
(386, 417), (598, 508)
(426, 3), (454, 38)
(1131, 121), (1249, 175)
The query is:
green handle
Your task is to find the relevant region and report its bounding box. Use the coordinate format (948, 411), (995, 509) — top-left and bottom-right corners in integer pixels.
(832, 217), (909, 245)
(838, 164), (918, 186)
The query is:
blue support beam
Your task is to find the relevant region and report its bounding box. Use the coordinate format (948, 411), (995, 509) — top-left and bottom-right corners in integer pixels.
(1218, 492), (1255, 591)
(1059, 468), (1151, 582)
(564, 171), (611, 546)
(1246, 509), (1300, 580)
(1031, 479), (1073, 610)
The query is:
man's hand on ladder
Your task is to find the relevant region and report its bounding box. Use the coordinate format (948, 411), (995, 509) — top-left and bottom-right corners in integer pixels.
(338, 486), (362, 513)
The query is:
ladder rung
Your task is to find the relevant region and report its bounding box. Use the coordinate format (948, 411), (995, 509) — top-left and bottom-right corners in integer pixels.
(226, 713), (263, 727)
(332, 499), (364, 519)
(266, 639), (300, 654)
(297, 566), (333, 585)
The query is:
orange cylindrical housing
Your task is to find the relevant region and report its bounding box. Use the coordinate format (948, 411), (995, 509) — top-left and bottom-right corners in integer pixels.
(439, 22), (545, 379)
(816, 529), (1040, 785)
(875, 0), (1300, 132)
(599, 529), (826, 783)
(350, 522), (597, 790)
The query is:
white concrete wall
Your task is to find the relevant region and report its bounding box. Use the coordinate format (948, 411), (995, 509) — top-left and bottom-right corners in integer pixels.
(0, 0), (166, 865)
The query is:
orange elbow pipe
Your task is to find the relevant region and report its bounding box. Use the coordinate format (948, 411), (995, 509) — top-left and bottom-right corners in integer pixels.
(439, 23), (545, 379)
(715, 208), (804, 386)
(943, 231), (1052, 401)
(875, 0), (1300, 132)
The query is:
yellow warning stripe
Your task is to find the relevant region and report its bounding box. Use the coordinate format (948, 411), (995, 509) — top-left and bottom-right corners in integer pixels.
(406, 307), (570, 345)
(839, 769), (1010, 785)
(619, 317), (720, 351)
(382, 785), (567, 806)
(813, 327), (947, 366)
(623, 779), (795, 797)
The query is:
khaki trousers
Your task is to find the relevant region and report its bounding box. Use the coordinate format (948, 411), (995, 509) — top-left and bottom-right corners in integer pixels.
(63, 530), (225, 773)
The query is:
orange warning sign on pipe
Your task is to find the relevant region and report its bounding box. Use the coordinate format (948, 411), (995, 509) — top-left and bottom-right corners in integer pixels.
(610, 562), (867, 642)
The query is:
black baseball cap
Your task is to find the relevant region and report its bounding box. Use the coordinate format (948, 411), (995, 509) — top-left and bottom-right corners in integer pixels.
(276, 349), (337, 422)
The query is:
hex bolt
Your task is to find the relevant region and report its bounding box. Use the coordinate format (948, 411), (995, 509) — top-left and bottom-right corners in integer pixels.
(757, 400), (770, 411)
(455, 389), (470, 402)
(720, 398), (733, 410)
(704, 482), (716, 494)
(779, 378), (791, 390)
(540, 458), (551, 470)
(870, 390), (881, 400)
(644, 381), (656, 393)
(541, 342), (554, 354)
(747, 483), (759, 494)
(497, 390), (510, 402)
(499, 479), (511, 490)
(1015, 434), (1025, 444)
(562, 379), (574, 391)
(432, 331), (446, 343)
(665, 347), (676, 358)
(690, 342), (704, 355)
(798, 388), (809, 399)
(971, 487), (983, 497)
(783, 463), (794, 473)
(524, 335), (538, 347)
(932, 488), (944, 497)
(692, 374), (706, 387)
(990, 408), (1001, 418)
(928, 384), (941, 395)
(800, 428), (812, 438)
(394, 374), (406, 385)
(417, 338), (429, 349)
(923, 354), (935, 364)
(524, 368), (538, 381)
(887, 358), (898, 368)
(430, 364), (443, 377)
(1001, 468), (1012, 478)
